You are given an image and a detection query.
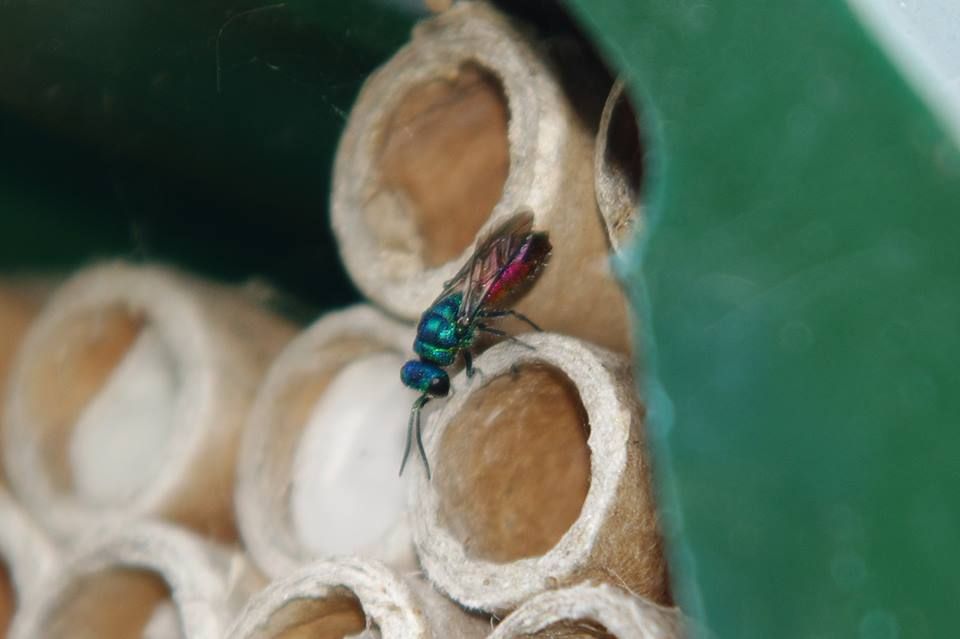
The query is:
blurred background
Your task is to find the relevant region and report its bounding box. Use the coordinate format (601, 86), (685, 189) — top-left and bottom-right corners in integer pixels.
(0, 0), (429, 314)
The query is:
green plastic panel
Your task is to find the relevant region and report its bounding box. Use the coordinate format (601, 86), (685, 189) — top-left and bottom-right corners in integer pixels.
(566, 1), (960, 637)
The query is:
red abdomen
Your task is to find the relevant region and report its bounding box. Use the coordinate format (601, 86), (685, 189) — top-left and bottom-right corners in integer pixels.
(484, 233), (551, 308)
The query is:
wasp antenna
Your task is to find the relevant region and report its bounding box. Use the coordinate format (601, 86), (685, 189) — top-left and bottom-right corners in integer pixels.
(401, 395), (431, 479)
(415, 396), (432, 480)
(399, 396), (419, 477)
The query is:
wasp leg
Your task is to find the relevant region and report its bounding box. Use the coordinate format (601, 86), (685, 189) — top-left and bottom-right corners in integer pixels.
(478, 324), (536, 350)
(479, 309), (543, 332)
(464, 349), (475, 378)
(463, 350), (486, 383)
(400, 395), (431, 478)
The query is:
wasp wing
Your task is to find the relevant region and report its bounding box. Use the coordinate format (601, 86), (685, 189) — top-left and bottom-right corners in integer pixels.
(431, 212), (534, 304)
(457, 212), (539, 323)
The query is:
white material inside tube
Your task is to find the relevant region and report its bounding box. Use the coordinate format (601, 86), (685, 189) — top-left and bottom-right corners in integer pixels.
(70, 327), (177, 505)
(141, 601), (183, 639)
(290, 353), (417, 556)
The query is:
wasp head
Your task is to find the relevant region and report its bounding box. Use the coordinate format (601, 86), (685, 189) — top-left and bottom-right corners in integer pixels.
(401, 360), (450, 397)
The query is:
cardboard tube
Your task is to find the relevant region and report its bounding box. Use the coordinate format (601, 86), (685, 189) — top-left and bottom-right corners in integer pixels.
(0, 489), (58, 639)
(7, 520), (261, 639)
(227, 557), (487, 639)
(0, 283), (45, 397)
(237, 305), (421, 578)
(331, 1), (630, 353)
(489, 583), (683, 638)
(594, 79), (644, 252)
(0, 281), (48, 482)
(411, 333), (668, 614)
(2, 262), (295, 542)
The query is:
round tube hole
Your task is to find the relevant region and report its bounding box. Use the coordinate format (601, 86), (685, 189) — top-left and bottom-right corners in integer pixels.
(435, 365), (590, 562)
(378, 62), (509, 267)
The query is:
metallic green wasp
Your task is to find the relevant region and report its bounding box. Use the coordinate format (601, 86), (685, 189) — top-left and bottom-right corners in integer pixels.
(400, 212), (552, 478)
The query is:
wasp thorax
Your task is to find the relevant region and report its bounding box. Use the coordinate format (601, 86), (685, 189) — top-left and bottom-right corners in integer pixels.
(401, 360), (450, 397)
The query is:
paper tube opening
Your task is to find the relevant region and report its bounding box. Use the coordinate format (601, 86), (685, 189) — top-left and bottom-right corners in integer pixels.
(435, 364), (591, 562)
(490, 583), (682, 639)
(40, 567), (176, 639)
(228, 557), (457, 639)
(237, 306), (419, 577)
(22, 306), (176, 506)
(522, 619), (615, 638)
(414, 335), (668, 612)
(376, 62), (509, 267)
(332, 2), (632, 351)
(596, 80), (644, 249)
(246, 590), (373, 639)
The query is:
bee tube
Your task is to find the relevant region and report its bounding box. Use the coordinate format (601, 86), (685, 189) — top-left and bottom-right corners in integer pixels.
(7, 520), (261, 639)
(411, 333), (669, 614)
(489, 583), (684, 639)
(594, 79), (645, 252)
(0, 489), (58, 639)
(331, 1), (631, 353)
(0, 280), (49, 479)
(226, 556), (488, 639)
(236, 305), (421, 578)
(0, 282), (47, 396)
(2, 262), (296, 542)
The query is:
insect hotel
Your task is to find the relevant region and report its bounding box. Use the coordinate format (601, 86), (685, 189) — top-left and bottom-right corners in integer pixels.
(1, 0), (953, 637)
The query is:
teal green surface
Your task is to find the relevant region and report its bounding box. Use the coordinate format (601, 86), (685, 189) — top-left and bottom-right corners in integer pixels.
(566, 1), (960, 637)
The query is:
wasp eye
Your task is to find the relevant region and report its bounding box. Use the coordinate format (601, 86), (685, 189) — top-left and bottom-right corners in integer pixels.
(429, 373), (450, 397)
